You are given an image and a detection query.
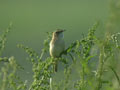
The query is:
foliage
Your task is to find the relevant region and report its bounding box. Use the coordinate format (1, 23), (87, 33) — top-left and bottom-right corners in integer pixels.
(0, 22), (120, 90)
(0, 24), (27, 90)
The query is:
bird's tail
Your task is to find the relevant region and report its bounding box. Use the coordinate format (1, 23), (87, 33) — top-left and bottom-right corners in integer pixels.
(54, 60), (58, 72)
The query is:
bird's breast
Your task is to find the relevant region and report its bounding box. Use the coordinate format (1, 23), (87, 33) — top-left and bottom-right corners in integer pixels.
(49, 39), (65, 57)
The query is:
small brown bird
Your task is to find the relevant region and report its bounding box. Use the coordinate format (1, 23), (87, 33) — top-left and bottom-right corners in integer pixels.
(49, 29), (65, 72)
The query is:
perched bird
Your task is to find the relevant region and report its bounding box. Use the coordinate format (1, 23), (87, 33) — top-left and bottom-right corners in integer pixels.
(49, 29), (65, 72)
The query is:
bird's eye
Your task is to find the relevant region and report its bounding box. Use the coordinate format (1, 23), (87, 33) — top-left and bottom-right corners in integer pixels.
(55, 32), (59, 34)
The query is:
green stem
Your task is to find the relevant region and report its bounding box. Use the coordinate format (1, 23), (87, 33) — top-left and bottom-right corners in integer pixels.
(95, 46), (104, 90)
(109, 66), (120, 86)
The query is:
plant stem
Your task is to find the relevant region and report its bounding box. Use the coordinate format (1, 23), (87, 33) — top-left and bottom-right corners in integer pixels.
(95, 46), (104, 90)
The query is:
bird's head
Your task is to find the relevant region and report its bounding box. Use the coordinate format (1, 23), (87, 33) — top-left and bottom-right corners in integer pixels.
(52, 29), (65, 39)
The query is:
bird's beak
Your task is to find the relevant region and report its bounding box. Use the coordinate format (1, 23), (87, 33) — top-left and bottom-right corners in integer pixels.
(62, 29), (66, 32)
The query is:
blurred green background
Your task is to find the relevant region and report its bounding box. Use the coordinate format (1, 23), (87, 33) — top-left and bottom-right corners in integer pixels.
(0, 0), (111, 84)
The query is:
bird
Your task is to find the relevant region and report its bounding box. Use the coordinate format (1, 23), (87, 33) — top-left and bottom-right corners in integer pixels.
(49, 29), (65, 72)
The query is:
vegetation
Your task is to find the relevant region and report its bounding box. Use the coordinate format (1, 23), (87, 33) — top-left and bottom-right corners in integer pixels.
(0, 21), (120, 90)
